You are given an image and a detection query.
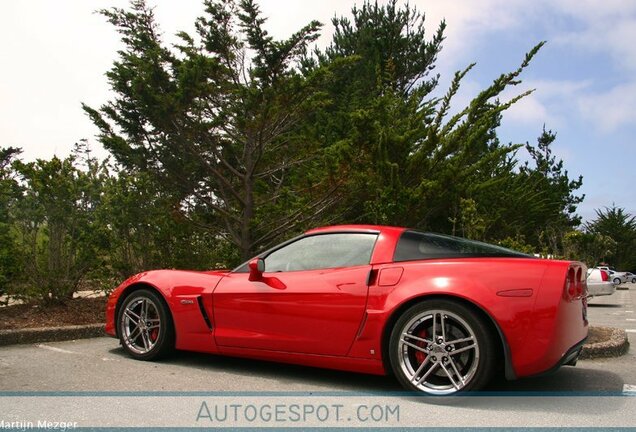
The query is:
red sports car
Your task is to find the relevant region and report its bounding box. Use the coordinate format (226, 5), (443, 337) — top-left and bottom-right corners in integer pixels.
(105, 225), (588, 395)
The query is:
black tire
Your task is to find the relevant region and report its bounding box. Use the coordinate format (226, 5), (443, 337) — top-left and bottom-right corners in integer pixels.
(613, 278), (621, 285)
(117, 289), (175, 360)
(388, 299), (498, 395)
(631, 278), (635, 284)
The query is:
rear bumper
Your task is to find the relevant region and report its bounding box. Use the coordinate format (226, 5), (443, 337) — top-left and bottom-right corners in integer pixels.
(587, 281), (616, 297)
(511, 262), (589, 378)
(531, 337), (587, 377)
(562, 338), (586, 366)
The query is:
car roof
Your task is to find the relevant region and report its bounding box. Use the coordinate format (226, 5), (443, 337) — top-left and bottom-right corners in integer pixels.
(304, 224), (406, 235)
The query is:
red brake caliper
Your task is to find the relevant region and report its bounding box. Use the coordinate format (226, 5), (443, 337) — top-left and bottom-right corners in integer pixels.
(150, 316), (158, 341)
(414, 329), (428, 364)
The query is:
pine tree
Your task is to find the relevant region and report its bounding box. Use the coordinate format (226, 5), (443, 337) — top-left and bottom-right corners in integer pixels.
(84, 0), (339, 261)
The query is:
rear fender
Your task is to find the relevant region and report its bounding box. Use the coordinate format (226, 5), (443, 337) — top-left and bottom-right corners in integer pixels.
(348, 259), (548, 379)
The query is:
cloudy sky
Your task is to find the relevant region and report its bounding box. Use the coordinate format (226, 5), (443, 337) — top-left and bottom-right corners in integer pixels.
(1, 0), (634, 222)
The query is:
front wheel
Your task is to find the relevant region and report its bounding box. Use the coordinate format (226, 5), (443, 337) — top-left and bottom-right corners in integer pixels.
(389, 299), (498, 395)
(613, 278), (621, 285)
(117, 289), (175, 360)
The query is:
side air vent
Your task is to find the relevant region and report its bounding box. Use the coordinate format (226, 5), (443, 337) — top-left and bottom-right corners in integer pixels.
(197, 296), (213, 330)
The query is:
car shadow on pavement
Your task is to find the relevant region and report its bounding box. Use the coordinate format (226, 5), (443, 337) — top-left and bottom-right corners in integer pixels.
(109, 346), (625, 400)
(454, 367), (628, 415)
(488, 365), (624, 393)
(108, 346), (401, 392)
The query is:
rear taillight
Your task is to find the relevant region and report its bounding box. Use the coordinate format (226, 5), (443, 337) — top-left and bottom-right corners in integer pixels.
(564, 266), (585, 301)
(575, 268), (583, 297)
(600, 270), (609, 281)
(565, 268), (575, 299)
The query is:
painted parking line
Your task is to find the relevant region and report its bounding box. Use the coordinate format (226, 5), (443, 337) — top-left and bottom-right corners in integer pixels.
(626, 329), (636, 333)
(35, 344), (78, 354)
(624, 384), (636, 394)
(627, 318), (636, 321)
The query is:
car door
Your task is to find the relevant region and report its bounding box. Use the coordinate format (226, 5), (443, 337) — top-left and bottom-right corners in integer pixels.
(212, 232), (378, 356)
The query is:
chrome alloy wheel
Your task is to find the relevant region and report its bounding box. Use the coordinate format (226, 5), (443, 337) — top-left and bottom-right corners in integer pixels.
(120, 296), (162, 355)
(398, 309), (479, 395)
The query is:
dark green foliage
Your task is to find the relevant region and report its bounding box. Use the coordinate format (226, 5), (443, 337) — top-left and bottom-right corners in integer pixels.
(84, 0), (339, 262)
(303, 1), (579, 254)
(562, 230), (617, 268)
(585, 205), (636, 270)
(97, 170), (225, 278)
(1, 142), (231, 304)
(471, 128), (584, 254)
(520, 128), (584, 247)
(82, 0), (586, 261)
(0, 147), (22, 299)
(10, 145), (109, 303)
(319, 0), (445, 96)
(0, 0), (595, 303)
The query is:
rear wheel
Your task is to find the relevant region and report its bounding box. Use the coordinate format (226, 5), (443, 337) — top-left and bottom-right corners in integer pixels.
(117, 289), (174, 360)
(613, 278), (621, 285)
(389, 299), (497, 395)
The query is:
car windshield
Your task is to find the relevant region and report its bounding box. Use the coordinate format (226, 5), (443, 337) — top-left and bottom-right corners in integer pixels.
(393, 230), (532, 262)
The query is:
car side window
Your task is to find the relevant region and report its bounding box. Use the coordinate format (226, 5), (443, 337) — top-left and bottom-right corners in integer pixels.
(393, 230), (529, 261)
(264, 233), (378, 272)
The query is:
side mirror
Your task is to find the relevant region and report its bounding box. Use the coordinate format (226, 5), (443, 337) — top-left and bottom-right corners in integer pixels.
(248, 258), (265, 281)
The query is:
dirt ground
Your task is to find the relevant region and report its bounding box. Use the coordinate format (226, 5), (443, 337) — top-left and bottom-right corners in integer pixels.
(0, 297), (107, 330)
(585, 326), (613, 344)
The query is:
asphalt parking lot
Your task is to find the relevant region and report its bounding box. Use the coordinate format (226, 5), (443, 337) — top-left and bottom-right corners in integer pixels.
(1, 284), (635, 428)
(587, 282), (636, 331)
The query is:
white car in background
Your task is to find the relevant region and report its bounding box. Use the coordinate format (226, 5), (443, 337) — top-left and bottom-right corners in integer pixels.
(608, 270), (629, 285)
(586, 268), (616, 297)
(597, 266), (629, 285)
(625, 272), (636, 283)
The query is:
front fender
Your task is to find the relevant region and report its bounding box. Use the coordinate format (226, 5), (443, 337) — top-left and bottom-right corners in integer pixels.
(105, 270), (228, 353)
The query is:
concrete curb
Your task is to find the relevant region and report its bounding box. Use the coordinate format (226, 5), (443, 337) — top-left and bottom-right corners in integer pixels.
(0, 324), (105, 347)
(580, 326), (630, 360)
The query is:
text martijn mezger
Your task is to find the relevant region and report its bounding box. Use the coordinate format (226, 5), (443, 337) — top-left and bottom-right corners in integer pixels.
(0, 420), (77, 431)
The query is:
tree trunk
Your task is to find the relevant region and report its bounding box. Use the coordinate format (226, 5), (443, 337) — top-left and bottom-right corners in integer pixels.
(240, 157), (254, 262)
